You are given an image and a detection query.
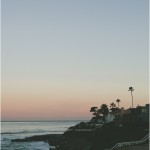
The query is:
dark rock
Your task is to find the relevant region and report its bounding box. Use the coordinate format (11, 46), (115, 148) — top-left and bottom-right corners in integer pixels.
(11, 123), (149, 150)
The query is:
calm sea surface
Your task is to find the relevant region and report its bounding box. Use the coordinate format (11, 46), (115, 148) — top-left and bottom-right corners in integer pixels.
(1, 121), (83, 150)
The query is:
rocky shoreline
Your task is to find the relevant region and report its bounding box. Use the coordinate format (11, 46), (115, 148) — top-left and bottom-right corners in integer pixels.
(11, 134), (62, 147)
(12, 132), (92, 150)
(11, 122), (149, 150)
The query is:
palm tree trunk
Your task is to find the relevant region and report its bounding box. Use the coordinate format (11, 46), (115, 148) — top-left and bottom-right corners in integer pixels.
(131, 91), (133, 108)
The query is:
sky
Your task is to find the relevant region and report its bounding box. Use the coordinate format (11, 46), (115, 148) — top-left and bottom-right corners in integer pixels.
(2, 0), (149, 121)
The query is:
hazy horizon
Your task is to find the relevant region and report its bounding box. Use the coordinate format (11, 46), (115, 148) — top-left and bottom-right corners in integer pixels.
(2, 0), (149, 121)
(1, 119), (88, 122)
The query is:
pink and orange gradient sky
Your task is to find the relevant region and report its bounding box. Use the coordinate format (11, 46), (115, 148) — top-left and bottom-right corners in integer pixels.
(2, 0), (149, 121)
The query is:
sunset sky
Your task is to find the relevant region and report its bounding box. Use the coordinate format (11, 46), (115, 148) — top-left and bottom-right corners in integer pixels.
(2, 0), (149, 121)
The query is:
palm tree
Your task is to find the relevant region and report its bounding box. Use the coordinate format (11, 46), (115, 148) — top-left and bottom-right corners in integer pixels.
(110, 102), (116, 109)
(128, 87), (134, 108)
(116, 99), (121, 108)
(110, 102), (117, 112)
(99, 104), (109, 121)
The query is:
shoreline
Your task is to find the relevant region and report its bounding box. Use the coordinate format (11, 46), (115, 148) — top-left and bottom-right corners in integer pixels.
(11, 134), (63, 147)
(11, 131), (149, 150)
(11, 122), (149, 150)
(11, 130), (94, 150)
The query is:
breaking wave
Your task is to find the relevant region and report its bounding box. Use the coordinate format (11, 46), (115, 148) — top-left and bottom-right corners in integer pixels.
(1, 130), (65, 135)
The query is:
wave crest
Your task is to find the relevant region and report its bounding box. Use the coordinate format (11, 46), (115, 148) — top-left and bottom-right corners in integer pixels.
(1, 130), (65, 134)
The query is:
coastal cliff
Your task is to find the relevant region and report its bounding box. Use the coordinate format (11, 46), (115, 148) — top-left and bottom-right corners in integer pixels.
(12, 122), (149, 150)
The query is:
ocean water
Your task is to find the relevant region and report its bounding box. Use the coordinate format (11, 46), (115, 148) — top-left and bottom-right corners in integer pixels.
(1, 121), (82, 150)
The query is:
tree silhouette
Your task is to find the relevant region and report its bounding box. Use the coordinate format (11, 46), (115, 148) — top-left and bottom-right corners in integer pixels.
(99, 104), (109, 121)
(110, 102), (116, 109)
(110, 102), (117, 112)
(116, 99), (121, 108)
(90, 107), (98, 116)
(128, 87), (134, 108)
(90, 107), (102, 123)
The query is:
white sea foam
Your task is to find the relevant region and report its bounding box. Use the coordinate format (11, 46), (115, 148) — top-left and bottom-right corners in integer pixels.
(2, 141), (50, 150)
(1, 121), (82, 149)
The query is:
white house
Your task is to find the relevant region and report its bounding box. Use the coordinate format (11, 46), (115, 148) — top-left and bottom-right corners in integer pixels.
(105, 112), (115, 123)
(105, 107), (125, 123)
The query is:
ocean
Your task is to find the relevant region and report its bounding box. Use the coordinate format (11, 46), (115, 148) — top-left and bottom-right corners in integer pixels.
(1, 121), (82, 150)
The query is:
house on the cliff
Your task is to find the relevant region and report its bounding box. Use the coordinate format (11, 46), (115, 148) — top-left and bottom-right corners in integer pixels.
(91, 104), (149, 127)
(114, 104), (149, 127)
(105, 107), (125, 123)
(136, 104), (149, 123)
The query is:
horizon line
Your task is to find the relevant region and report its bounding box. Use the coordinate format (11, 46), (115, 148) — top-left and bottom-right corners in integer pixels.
(1, 119), (89, 122)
